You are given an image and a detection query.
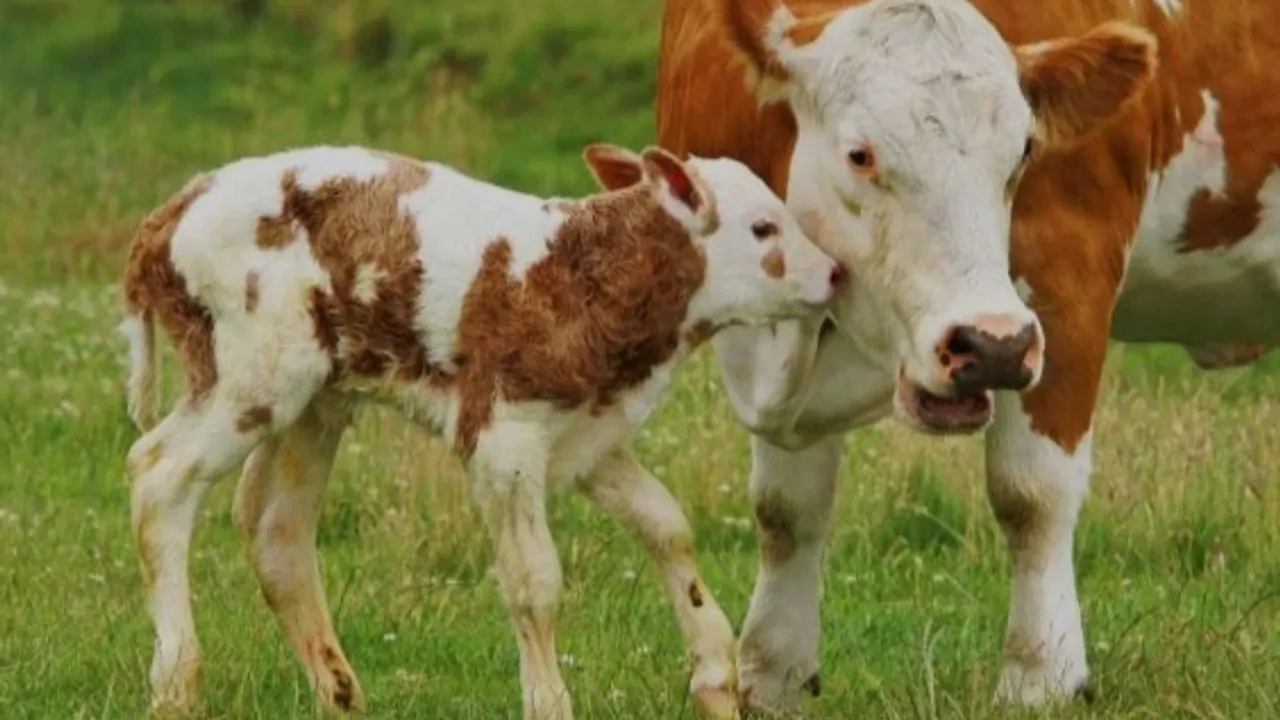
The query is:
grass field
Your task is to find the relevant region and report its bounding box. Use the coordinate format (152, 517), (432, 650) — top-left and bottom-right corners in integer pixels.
(2, 1), (1279, 718)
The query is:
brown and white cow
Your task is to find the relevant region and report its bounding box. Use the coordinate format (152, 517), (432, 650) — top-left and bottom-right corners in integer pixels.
(119, 143), (843, 719)
(658, 0), (1277, 713)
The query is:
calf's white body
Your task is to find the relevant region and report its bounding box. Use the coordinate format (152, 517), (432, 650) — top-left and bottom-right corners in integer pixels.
(119, 143), (840, 719)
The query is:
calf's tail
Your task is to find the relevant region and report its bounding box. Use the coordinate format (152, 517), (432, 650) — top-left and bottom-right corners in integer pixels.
(120, 310), (158, 432)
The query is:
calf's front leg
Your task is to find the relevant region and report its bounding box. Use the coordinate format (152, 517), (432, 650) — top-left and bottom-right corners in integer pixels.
(578, 446), (738, 718)
(471, 422), (573, 720)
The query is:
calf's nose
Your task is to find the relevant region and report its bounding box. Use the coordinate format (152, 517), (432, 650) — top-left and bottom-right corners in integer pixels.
(935, 315), (1042, 393)
(828, 261), (847, 290)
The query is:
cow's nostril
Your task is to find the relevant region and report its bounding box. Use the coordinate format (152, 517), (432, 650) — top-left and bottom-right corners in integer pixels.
(945, 326), (977, 358)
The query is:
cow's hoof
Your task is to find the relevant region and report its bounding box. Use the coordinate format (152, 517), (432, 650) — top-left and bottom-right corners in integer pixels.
(736, 683), (805, 718)
(1074, 681), (1097, 704)
(996, 661), (1091, 707)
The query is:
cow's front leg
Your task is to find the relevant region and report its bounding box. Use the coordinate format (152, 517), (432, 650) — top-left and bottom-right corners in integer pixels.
(986, 299), (1109, 706)
(736, 433), (843, 716)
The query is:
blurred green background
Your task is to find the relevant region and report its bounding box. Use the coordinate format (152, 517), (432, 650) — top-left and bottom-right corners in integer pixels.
(2, 2), (1279, 718)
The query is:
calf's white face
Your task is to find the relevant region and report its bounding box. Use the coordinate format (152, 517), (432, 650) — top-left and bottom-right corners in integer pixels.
(582, 144), (843, 331)
(723, 0), (1157, 433)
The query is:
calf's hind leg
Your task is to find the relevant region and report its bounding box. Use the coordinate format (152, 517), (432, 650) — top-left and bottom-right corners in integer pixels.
(470, 421), (573, 720)
(129, 390), (297, 715)
(578, 446), (738, 718)
(232, 398), (363, 713)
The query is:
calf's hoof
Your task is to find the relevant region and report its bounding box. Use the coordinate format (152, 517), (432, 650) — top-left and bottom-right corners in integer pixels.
(525, 686), (574, 720)
(148, 661), (204, 719)
(314, 668), (366, 714)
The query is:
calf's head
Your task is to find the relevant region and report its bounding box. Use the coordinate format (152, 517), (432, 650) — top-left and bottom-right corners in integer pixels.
(582, 143), (844, 332)
(715, 0), (1157, 433)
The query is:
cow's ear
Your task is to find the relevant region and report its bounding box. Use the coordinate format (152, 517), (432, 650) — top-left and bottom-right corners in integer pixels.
(711, 0), (839, 101)
(582, 143), (646, 190)
(1016, 21), (1158, 149)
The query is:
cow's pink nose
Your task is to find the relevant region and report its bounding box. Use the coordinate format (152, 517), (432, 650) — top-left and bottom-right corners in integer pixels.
(935, 315), (1042, 393)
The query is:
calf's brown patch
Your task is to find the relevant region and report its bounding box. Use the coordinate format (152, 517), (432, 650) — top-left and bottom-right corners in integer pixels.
(256, 154), (441, 383)
(244, 271), (261, 313)
(761, 247), (786, 278)
(122, 173), (217, 403)
(320, 645), (356, 710)
(453, 184), (708, 456)
(235, 405), (273, 433)
(687, 581), (705, 608)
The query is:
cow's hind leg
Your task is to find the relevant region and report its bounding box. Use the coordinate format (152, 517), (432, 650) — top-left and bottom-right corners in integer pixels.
(129, 389), (298, 715)
(735, 434), (843, 716)
(232, 397), (361, 713)
(578, 446), (737, 718)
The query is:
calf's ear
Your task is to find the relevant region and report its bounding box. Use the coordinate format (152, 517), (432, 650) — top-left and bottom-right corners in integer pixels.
(1016, 21), (1158, 149)
(582, 143), (646, 190)
(639, 146), (718, 235)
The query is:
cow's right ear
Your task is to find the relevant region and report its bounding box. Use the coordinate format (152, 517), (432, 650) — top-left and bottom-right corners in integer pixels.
(582, 143), (646, 190)
(711, 0), (839, 101)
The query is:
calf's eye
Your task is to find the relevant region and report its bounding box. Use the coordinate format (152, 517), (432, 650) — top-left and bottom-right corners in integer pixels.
(751, 220), (778, 240)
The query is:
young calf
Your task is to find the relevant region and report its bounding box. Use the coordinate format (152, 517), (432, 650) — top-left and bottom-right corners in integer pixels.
(119, 143), (843, 719)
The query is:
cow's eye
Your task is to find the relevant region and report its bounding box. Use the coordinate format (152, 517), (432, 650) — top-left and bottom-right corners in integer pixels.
(847, 146), (876, 172)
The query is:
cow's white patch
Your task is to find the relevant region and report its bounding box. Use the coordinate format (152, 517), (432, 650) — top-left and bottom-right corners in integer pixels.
(1115, 90), (1280, 346)
(1013, 277), (1034, 304)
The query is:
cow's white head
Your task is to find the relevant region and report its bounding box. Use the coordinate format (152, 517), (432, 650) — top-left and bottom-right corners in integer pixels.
(714, 0), (1157, 434)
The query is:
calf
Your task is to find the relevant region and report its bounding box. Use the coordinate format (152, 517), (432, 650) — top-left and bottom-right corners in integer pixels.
(119, 143), (843, 720)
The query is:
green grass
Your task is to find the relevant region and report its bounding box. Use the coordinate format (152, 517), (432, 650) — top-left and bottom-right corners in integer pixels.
(2, 1), (1279, 718)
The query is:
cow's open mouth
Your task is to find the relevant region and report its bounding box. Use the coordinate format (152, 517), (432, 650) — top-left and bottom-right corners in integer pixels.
(896, 373), (994, 434)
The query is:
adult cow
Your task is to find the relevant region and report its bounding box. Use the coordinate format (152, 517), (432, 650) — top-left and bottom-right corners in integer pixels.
(658, 0), (1276, 714)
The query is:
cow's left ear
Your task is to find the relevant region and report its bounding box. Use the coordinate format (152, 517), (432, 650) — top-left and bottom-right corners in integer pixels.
(712, 0), (840, 103)
(1016, 21), (1158, 149)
